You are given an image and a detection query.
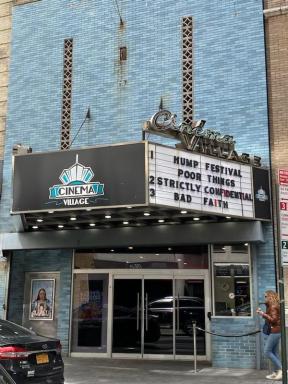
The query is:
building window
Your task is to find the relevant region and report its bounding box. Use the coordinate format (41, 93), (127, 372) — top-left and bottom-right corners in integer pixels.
(61, 39), (73, 150)
(182, 16), (193, 125)
(211, 245), (252, 317)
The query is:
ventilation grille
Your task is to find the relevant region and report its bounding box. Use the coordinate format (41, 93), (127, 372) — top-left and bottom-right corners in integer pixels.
(61, 39), (73, 150)
(182, 17), (193, 125)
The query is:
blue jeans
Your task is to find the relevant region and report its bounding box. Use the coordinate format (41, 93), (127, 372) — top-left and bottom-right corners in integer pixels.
(264, 332), (282, 371)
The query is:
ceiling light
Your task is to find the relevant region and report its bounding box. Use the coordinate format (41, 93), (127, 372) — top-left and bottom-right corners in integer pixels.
(105, 215), (111, 219)
(89, 223), (96, 227)
(144, 212), (150, 216)
(123, 221), (129, 225)
(158, 219), (165, 223)
(193, 217), (200, 221)
(244, 243), (249, 246)
(168, 247), (172, 251)
(226, 216), (231, 219)
(110, 249), (114, 252)
(180, 210), (187, 214)
(32, 225), (38, 229)
(128, 246), (133, 250)
(36, 219), (43, 223)
(58, 225), (64, 229)
(70, 217), (77, 221)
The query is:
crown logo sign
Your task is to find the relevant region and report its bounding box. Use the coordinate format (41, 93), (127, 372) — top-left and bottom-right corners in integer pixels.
(49, 154), (104, 203)
(59, 155), (94, 185)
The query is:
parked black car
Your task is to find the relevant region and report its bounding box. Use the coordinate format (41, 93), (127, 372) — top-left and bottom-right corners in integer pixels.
(0, 319), (64, 384)
(76, 303), (160, 347)
(0, 364), (16, 384)
(148, 296), (205, 335)
(112, 305), (160, 346)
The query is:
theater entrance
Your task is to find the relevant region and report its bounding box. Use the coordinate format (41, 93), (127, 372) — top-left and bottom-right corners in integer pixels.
(112, 273), (209, 359)
(71, 251), (211, 360)
(71, 272), (210, 360)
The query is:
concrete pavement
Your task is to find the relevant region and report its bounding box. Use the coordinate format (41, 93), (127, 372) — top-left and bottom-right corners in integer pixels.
(63, 358), (276, 384)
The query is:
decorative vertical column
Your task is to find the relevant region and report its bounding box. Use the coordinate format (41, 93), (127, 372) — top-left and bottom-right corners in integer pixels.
(182, 16), (193, 125)
(61, 39), (73, 150)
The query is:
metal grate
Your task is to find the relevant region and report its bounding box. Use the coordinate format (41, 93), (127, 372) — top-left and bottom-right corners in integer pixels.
(61, 39), (73, 150)
(182, 17), (193, 125)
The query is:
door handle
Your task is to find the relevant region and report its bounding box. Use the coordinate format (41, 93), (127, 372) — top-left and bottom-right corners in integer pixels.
(136, 293), (140, 331)
(177, 294), (180, 331)
(145, 293), (148, 331)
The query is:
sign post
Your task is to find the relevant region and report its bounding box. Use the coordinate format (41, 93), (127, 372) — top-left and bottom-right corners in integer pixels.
(278, 169), (288, 383)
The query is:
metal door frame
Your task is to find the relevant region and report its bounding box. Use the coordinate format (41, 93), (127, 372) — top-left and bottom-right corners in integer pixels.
(111, 270), (210, 361)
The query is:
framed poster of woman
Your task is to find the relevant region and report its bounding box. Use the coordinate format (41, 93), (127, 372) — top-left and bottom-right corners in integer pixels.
(29, 279), (55, 320)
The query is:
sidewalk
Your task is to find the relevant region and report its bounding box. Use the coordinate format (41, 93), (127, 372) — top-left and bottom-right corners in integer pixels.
(63, 358), (274, 384)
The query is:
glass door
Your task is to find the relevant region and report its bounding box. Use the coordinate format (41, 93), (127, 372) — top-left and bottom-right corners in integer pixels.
(112, 278), (142, 354)
(111, 274), (208, 359)
(71, 274), (108, 352)
(144, 278), (173, 355)
(174, 278), (206, 356)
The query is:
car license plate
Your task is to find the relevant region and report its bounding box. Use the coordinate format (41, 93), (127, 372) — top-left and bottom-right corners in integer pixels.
(36, 353), (49, 364)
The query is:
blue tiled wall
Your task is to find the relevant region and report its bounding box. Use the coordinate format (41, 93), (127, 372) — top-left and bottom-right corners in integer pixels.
(7, 250), (73, 354)
(211, 318), (257, 368)
(211, 226), (276, 368)
(0, 0), (275, 367)
(0, 0), (269, 231)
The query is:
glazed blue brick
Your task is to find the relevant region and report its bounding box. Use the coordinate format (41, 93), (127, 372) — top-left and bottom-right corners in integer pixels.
(0, 0), (270, 229)
(7, 250), (73, 355)
(0, 0), (276, 368)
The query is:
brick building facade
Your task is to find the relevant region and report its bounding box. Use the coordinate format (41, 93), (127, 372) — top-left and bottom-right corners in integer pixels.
(264, 0), (288, 318)
(0, 0), (280, 369)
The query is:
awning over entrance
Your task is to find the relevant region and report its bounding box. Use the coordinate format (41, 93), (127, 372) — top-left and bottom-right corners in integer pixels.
(1, 221), (264, 250)
(11, 142), (271, 233)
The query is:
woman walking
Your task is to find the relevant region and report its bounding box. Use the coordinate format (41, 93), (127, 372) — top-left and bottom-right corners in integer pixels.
(257, 290), (282, 381)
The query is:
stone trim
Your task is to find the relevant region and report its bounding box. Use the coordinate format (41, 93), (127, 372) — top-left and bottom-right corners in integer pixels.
(0, 2), (11, 160)
(264, 5), (288, 17)
(13, 0), (40, 6)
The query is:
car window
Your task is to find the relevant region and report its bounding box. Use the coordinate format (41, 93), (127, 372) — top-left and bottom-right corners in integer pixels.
(149, 301), (172, 309)
(0, 321), (32, 337)
(179, 299), (203, 307)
